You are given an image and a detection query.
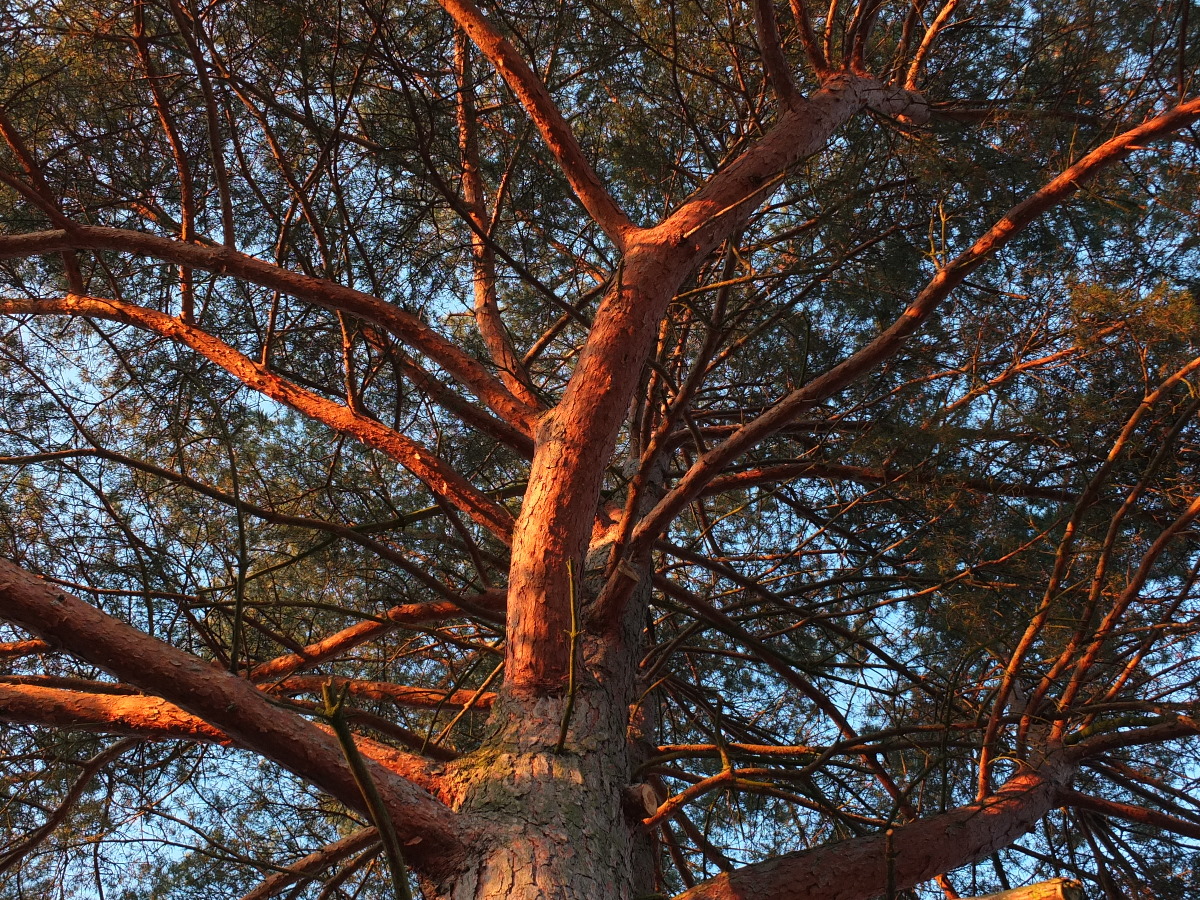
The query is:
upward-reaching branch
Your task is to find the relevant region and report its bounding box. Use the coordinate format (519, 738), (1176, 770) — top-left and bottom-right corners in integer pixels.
(753, 0), (802, 107)
(676, 755), (1073, 900)
(502, 71), (927, 691)
(631, 94), (1200, 553)
(454, 30), (544, 408)
(434, 0), (636, 247)
(788, 0), (831, 74)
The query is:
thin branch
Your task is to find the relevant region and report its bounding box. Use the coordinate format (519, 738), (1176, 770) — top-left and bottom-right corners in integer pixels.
(275, 675), (495, 711)
(454, 30), (543, 407)
(250, 590), (505, 682)
(0, 294), (515, 543)
(238, 829), (381, 900)
(0, 738), (139, 874)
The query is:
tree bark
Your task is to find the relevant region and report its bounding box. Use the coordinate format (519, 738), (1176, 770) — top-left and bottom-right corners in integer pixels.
(0, 558), (469, 879)
(430, 687), (650, 900)
(972, 879), (1084, 900)
(674, 755), (1074, 900)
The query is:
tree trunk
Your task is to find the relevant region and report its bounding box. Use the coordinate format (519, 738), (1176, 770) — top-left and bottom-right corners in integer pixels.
(431, 528), (662, 900)
(432, 685), (652, 899)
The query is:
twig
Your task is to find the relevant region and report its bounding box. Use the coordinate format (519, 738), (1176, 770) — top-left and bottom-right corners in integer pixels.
(321, 683), (413, 900)
(556, 559), (581, 754)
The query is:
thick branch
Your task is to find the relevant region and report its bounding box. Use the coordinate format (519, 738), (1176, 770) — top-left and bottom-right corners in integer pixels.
(504, 73), (923, 691)
(675, 758), (1073, 900)
(655, 74), (927, 257)
(787, 0), (830, 74)
(0, 681), (229, 742)
(0, 639), (52, 659)
(753, 0), (802, 107)
(634, 95), (1200, 550)
(973, 881), (1083, 900)
(0, 558), (470, 878)
(0, 679), (447, 785)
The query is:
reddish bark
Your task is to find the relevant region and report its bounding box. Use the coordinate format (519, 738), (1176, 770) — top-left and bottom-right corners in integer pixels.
(675, 759), (1073, 900)
(1061, 790), (1200, 841)
(275, 675), (495, 711)
(250, 591), (505, 682)
(0, 639), (51, 658)
(631, 95), (1200, 553)
(0, 682), (229, 743)
(0, 294), (515, 543)
(237, 828), (381, 900)
(0, 226), (539, 433)
(454, 32), (543, 410)
(2, 5), (1198, 895)
(503, 72), (929, 693)
(435, 0), (634, 246)
(0, 558), (469, 878)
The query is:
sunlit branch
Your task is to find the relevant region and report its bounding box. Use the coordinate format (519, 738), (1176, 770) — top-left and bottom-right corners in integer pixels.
(0, 639), (52, 659)
(454, 30), (543, 407)
(987, 350), (1200, 790)
(273, 675), (496, 711)
(0, 226), (540, 433)
(788, 0), (831, 74)
(238, 828), (381, 900)
(250, 590), (505, 682)
(675, 756), (1073, 900)
(0, 681), (229, 742)
(1054, 491), (1200, 722)
(0, 558), (468, 877)
(905, 0), (964, 90)
(0, 294), (515, 542)
(433, 0), (636, 246)
(633, 95), (1200, 560)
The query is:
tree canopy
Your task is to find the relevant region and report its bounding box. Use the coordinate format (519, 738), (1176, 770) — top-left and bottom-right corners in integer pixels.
(1, 0), (1199, 898)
